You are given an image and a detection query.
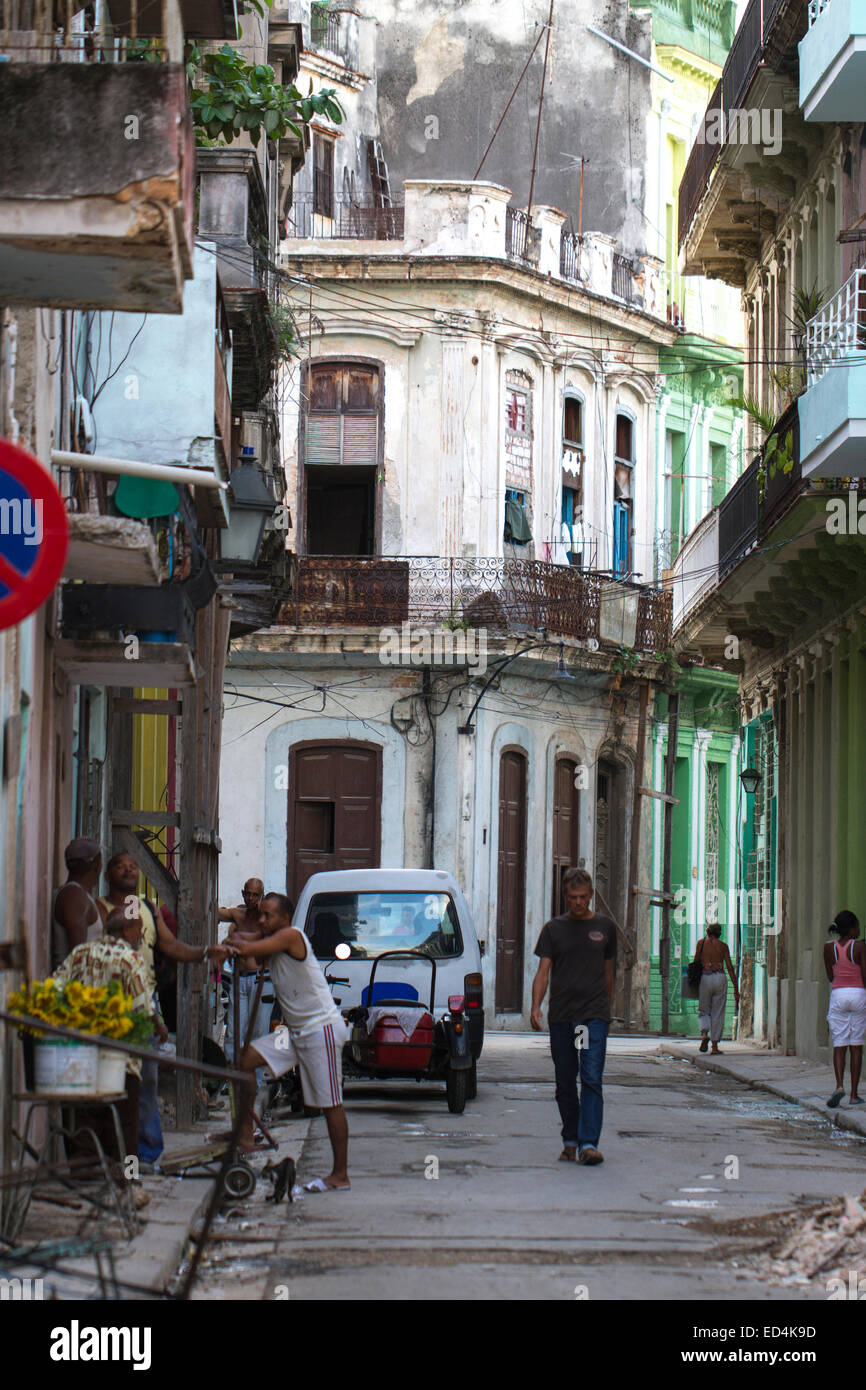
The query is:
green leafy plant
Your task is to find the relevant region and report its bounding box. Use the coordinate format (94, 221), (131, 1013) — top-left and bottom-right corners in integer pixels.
(653, 647), (683, 685)
(268, 299), (301, 364)
(728, 392), (796, 503)
(611, 645), (640, 675)
(186, 43), (343, 147)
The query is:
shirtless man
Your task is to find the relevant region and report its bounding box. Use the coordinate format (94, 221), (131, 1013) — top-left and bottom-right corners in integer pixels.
(692, 923), (739, 1055)
(219, 879), (269, 1063)
(53, 838), (103, 968)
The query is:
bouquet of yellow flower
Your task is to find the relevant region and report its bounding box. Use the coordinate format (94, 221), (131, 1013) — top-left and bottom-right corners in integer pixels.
(10, 979), (153, 1043)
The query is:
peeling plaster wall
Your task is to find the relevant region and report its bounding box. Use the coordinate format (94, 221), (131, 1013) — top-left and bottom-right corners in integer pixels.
(279, 271), (665, 567)
(364, 0), (652, 255)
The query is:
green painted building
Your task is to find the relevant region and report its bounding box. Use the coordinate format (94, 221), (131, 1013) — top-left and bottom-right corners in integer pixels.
(649, 670), (741, 1034)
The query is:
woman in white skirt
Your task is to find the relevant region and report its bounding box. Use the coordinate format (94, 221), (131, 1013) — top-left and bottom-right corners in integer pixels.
(693, 923), (739, 1055)
(823, 912), (866, 1109)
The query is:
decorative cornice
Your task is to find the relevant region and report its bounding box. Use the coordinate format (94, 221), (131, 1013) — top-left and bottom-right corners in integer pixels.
(316, 316), (422, 348)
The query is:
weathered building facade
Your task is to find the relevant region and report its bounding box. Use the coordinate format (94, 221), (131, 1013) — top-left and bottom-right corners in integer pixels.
(220, 1), (680, 1030)
(671, 0), (866, 1059)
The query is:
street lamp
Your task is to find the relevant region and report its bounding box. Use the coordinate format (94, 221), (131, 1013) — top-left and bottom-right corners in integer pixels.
(739, 766), (761, 797)
(219, 448), (275, 566)
(554, 641), (574, 680)
(458, 640), (572, 734)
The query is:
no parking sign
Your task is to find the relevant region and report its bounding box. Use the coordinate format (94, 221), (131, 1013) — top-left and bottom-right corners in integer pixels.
(0, 439), (69, 631)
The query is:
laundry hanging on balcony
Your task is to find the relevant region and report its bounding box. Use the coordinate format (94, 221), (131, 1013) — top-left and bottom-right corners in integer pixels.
(504, 497), (533, 544)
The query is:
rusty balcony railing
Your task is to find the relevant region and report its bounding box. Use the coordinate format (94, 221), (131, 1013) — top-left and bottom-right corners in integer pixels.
(282, 556), (672, 652)
(285, 197), (405, 240)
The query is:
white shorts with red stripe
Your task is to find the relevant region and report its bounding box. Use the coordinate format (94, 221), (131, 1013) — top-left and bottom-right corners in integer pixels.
(250, 1019), (349, 1108)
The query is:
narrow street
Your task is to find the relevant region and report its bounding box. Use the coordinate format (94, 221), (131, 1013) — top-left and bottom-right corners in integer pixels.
(188, 1035), (866, 1302)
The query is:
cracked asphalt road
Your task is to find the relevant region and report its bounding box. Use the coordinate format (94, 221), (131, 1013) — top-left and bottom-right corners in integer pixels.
(190, 1033), (866, 1301)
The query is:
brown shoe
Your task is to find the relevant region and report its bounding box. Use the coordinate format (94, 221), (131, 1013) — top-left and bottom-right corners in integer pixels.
(558, 1146), (577, 1162)
(578, 1147), (604, 1165)
(131, 1186), (151, 1209)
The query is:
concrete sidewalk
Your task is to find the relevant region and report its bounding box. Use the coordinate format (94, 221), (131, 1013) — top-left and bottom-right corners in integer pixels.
(658, 1037), (866, 1140)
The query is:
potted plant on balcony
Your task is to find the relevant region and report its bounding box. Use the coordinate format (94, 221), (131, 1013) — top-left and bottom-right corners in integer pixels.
(10, 980), (153, 1096)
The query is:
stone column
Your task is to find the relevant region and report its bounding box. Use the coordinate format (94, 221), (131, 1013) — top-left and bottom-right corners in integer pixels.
(684, 401), (701, 537)
(726, 732), (741, 940)
(690, 729), (713, 954)
(654, 391), (671, 579)
(701, 403), (716, 519)
(651, 720), (667, 957)
(438, 315), (467, 558)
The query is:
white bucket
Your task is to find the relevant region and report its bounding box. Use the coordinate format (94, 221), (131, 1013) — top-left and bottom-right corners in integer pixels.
(34, 1040), (99, 1095)
(95, 1049), (127, 1095)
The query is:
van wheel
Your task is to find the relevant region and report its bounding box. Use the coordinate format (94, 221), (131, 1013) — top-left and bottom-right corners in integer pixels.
(446, 1066), (467, 1114)
(465, 1059), (477, 1101)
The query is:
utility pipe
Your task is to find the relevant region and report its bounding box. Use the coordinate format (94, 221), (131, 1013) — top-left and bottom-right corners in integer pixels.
(586, 25), (675, 82)
(50, 450), (228, 490)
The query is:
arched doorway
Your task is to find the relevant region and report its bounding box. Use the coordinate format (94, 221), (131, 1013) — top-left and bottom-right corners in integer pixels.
(552, 756), (580, 916)
(288, 740), (382, 904)
(495, 748), (527, 1013)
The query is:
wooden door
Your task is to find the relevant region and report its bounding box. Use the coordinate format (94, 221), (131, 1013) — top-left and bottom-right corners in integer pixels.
(552, 757), (580, 916)
(289, 742), (381, 904)
(495, 749), (527, 1012)
(595, 763), (612, 909)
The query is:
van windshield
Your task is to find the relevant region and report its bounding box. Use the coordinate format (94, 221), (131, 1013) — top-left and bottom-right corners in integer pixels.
(306, 891), (463, 960)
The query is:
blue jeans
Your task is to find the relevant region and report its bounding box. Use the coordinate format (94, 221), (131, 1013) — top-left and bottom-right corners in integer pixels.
(549, 1018), (609, 1151)
(226, 972), (268, 1084)
(138, 1041), (164, 1164)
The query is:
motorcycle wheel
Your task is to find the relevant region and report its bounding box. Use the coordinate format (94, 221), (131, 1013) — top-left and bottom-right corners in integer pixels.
(446, 1065), (467, 1114)
(465, 1058), (477, 1101)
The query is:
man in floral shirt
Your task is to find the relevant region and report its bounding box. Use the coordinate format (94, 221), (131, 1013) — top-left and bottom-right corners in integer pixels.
(55, 909), (161, 1190)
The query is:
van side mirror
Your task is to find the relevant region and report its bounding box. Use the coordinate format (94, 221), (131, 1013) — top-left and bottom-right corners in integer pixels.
(479, 941), (486, 956)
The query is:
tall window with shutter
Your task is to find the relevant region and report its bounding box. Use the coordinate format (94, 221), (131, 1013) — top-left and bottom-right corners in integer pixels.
(304, 362), (380, 468)
(613, 410), (635, 577)
(313, 134), (335, 218)
(302, 360), (383, 555)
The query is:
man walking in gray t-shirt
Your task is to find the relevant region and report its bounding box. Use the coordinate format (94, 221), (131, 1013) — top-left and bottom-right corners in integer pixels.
(530, 867), (616, 1166)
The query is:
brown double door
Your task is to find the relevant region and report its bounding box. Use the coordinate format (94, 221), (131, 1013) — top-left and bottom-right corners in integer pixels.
(552, 757), (581, 916)
(495, 749), (527, 1013)
(288, 741), (381, 905)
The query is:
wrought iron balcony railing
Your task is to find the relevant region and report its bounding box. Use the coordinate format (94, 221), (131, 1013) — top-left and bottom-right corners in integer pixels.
(678, 0), (794, 247)
(612, 252), (636, 303)
(560, 229), (580, 282)
(505, 206), (531, 262)
(283, 555), (672, 652)
(310, 4), (341, 50)
(285, 197), (405, 241)
(805, 268), (866, 385)
(718, 457), (760, 577)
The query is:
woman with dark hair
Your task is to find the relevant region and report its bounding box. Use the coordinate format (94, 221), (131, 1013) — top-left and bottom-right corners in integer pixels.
(693, 923), (739, 1055)
(823, 911), (866, 1109)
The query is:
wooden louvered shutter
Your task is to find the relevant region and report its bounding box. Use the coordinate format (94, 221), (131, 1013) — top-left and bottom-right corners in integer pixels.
(305, 363), (380, 467)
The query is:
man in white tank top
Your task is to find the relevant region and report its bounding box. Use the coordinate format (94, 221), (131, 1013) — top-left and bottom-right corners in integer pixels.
(230, 892), (350, 1189)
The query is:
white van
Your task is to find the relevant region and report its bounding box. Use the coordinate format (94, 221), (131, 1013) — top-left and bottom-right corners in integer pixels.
(292, 868), (484, 1108)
